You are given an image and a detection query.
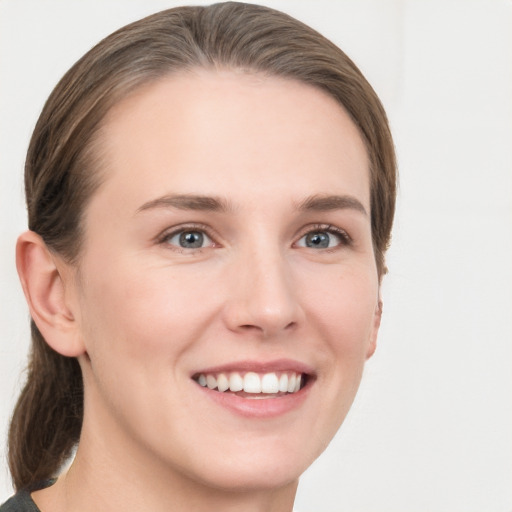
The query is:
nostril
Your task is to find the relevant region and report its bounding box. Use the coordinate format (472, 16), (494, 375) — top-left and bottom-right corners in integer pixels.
(238, 320), (297, 338)
(239, 324), (261, 331)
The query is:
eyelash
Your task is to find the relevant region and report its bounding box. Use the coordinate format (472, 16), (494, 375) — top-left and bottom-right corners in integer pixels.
(156, 223), (352, 252)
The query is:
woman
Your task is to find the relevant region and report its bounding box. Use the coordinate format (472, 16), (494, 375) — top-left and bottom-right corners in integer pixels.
(1, 2), (396, 511)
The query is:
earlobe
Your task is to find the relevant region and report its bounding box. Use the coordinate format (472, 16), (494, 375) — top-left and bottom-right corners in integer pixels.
(16, 230), (85, 357)
(366, 299), (382, 360)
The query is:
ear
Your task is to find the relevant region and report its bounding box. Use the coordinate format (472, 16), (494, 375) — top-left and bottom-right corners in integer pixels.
(16, 230), (85, 357)
(366, 298), (382, 360)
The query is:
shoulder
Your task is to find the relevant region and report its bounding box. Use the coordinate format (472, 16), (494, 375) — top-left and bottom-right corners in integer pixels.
(0, 480), (56, 512)
(0, 491), (40, 512)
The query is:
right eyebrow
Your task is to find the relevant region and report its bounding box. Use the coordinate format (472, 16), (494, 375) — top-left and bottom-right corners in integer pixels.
(296, 194), (368, 216)
(136, 194), (233, 214)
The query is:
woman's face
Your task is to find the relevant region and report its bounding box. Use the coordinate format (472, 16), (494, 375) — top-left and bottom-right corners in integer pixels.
(69, 70), (381, 490)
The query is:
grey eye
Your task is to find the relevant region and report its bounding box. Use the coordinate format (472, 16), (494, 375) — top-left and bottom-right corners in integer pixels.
(297, 230), (344, 249)
(167, 230), (210, 249)
(180, 231), (204, 248)
(304, 232), (331, 248)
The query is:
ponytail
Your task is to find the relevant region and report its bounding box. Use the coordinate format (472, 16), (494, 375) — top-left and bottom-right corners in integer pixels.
(8, 322), (83, 490)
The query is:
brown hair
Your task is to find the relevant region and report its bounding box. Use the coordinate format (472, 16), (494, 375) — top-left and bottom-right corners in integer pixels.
(8, 1), (397, 490)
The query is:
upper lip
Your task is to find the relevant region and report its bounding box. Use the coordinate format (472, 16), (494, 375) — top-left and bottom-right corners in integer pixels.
(191, 359), (315, 376)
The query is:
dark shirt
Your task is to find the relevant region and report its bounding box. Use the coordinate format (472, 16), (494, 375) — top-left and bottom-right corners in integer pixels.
(0, 481), (55, 512)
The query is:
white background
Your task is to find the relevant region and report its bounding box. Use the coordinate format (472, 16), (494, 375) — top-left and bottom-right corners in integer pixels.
(1, 1), (511, 510)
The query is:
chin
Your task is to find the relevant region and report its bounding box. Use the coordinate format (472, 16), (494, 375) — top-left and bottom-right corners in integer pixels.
(180, 436), (319, 493)
(195, 459), (303, 493)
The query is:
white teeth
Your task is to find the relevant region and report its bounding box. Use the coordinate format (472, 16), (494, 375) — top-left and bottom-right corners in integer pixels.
(196, 371), (304, 394)
(206, 374), (217, 389)
(287, 373), (297, 393)
(229, 372), (243, 392)
(217, 373), (229, 392)
(243, 372), (262, 393)
(261, 373), (279, 393)
(294, 374), (302, 393)
(278, 373), (289, 392)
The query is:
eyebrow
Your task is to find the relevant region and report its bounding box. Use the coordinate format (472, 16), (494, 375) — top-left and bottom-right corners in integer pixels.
(296, 194), (368, 216)
(136, 194), (232, 214)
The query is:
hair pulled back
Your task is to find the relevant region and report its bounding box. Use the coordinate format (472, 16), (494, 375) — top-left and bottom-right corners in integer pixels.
(8, 1), (396, 491)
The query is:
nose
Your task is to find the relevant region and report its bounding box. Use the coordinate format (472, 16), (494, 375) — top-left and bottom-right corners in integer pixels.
(222, 245), (302, 339)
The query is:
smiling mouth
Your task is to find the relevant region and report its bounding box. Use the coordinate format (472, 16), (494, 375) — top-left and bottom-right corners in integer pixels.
(193, 371), (307, 398)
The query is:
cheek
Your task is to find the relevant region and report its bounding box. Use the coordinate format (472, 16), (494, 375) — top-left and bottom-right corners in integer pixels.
(300, 262), (379, 423)
(75, 260), (218, 429)
(301, 262), (379, 348)
(78, 259), (220, 364)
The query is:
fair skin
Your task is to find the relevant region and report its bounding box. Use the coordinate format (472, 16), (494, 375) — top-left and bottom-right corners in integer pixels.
(17, 70), (381, 512)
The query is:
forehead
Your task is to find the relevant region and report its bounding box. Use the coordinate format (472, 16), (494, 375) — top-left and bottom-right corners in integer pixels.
(94, 69), (370, 210)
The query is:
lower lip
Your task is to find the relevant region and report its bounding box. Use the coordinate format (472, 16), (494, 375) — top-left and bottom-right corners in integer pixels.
(196, 381), (312, 418)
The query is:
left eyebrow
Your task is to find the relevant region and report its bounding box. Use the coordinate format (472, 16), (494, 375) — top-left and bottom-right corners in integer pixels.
(296, 194), (368, 216)
(136, 194), (233, 214)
